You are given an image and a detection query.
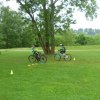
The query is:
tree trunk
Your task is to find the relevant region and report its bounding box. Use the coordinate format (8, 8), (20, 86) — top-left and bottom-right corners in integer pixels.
(42, 0), (55, 54)
(49, 0), (55, 54)
(43, 3), (51, 54)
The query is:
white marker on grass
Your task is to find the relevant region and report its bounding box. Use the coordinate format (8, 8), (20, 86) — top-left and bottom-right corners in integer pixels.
(28, 64), (31, 67)
(73, 57), (76, 61)
(10, 69), (13, 75)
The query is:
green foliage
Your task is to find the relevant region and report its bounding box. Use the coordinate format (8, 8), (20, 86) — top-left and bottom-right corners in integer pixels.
(21, 23), (38, 47)
(0, 7), (23, 48)
(74, 33), (100, 45)
(56, 30), (100, 46)
(55, 29), (76, 46)
(63, 30), (76, 46)
(55, 35), (64, 46)
(0, 6), (37, 48)
(0, 33), (6, 48)
(75, 34), (87, 45)
(92, 35), (100, 45)
(86, 36), (95, 45)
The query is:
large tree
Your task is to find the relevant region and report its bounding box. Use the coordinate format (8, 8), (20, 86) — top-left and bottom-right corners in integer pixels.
(0, 6), (23, 48)
(0, 4), (37, 48)
(16, 0), (97, 54)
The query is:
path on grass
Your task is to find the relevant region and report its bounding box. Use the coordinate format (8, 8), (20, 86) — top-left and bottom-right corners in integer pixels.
(0, 49), (100, 52)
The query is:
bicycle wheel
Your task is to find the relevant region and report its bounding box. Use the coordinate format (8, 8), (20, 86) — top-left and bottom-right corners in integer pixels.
(28, 55), (36, 63)
(39, 55), (47, 63)
(54, 54), (61, 61)
(64, 54), (72, 61)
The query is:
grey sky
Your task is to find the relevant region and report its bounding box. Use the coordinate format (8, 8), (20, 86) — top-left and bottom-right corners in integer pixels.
(1, 0), (100, 29)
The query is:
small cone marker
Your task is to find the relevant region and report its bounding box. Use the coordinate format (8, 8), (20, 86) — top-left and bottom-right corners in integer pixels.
(73, 57), (76, 61)
(28, 64), (31, 67)
(10, 69), (13, 75)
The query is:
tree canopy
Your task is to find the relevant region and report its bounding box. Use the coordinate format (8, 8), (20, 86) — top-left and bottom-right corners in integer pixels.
(0, 5), (35, 48)
(12, 0), (98, 53)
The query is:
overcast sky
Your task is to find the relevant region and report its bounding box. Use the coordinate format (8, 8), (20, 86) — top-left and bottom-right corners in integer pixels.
(1, 0), (100, 29)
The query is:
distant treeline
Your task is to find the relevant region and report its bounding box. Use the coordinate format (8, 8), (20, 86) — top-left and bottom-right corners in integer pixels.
(74, 28), (100, 35)
(55, 31), (100, 46)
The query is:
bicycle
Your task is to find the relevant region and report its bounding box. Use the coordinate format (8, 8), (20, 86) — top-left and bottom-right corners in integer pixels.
(28, 50), (47, 63)
(54, 50), (72, 61)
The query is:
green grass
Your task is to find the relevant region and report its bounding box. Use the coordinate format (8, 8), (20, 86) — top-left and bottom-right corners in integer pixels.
(0, 45), (100, 100)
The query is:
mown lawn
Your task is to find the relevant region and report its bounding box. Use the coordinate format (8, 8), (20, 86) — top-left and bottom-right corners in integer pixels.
(0, 45), (100, 100)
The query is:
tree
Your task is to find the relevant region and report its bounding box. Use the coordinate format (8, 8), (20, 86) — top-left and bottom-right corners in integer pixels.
(0, 33), (5, 48)
(0, 6), (27, 48)
(75, 34), (87, 45)
(0, 5), (38, 48)
(16, 0), (97, 54)
(63, 29), (76, 46)
(20, 22), (37, 47)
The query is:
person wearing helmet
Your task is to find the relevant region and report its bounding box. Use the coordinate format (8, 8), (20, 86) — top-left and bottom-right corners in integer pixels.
(59, 44), (66, 54)
(32, 45), (35, 53)
(31, 45), (40, 61)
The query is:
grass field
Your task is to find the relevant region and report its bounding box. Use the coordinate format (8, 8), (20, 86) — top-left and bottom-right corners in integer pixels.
(0, 45), (100, 100)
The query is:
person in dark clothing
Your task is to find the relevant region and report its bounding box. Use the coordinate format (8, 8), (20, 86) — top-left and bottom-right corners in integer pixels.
(59, 44), (66, 54)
